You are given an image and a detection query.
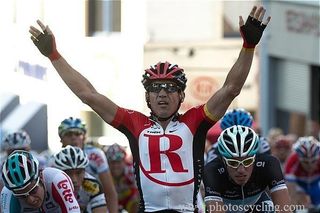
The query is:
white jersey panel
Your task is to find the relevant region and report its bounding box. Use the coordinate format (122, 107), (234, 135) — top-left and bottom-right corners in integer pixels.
(138, 121), (195, 212)
(84, 145), (109, 179)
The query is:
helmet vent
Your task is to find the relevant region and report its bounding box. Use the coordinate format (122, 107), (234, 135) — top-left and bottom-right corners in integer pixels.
(243, 132), (254, 152)
(225, 135), (236, 154)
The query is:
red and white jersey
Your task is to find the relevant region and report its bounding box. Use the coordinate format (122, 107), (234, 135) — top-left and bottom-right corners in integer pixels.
(111, 104), (216, 212)
(84, 145), (110, 180)
(285, 153), (320, 205)
(0, 167), (80, 213)
(285, 153), (320, 181)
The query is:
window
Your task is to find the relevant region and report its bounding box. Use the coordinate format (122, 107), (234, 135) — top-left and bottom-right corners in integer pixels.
(86, 0), (121, 36)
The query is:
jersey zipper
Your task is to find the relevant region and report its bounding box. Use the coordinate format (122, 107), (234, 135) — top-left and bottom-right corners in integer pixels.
(241, 186), (245, 206)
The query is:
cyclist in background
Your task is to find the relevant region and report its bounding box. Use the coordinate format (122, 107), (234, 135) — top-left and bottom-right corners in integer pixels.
(0, 130), (31, 156)
(105, 143), (139, 213)
(270, 135), (293, 170)
(58, 117), (118, 213)
(206, 108), (271, 164)
(285, 136), (320, 208)
(267, 128), (284, 146)
(204, 125), (291, 213)
(0, 130), (32, 191)
(1, 150), (80, 212)
(52, 145), (107, 213)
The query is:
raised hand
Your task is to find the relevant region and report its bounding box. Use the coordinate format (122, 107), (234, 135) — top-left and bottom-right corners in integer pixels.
(29, 20), (61, 61)
(239, 6), (271, 49)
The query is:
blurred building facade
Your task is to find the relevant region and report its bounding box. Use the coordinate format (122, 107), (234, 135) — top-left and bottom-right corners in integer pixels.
(260, 0), (320, 138)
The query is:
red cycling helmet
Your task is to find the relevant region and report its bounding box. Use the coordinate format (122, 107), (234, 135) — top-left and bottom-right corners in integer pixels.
(105, 143), (126, 162)
(142, 61), (187, 91)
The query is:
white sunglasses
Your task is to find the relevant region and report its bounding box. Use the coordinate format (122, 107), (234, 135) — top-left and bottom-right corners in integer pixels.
(223, 155), (256, 169)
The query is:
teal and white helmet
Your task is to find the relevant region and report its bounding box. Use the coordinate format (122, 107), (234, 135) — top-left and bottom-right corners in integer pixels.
(217, 125), (259, 158)
(1, 150), (39, 191)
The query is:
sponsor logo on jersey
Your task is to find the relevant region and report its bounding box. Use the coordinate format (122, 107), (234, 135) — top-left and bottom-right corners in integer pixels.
(88, 153), (104, 167)
(139, 132), (194, 186)
(82, 179), (100, 195)
(57, 179), (74, 203)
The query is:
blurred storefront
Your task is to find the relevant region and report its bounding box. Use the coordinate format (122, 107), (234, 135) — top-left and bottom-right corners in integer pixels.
(260, 1), (320, 138)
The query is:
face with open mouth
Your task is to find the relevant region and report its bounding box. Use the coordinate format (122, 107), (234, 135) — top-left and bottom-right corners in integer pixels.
(147, 81), (184, 120)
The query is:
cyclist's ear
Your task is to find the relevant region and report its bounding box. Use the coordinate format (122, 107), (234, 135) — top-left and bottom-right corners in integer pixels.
(145, 92), (150, 103)
(179, 92), (185, 102)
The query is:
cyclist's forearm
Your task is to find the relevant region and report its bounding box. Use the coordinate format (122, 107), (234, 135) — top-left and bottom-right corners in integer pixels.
(222, 48), (254, 96)
(205, 48), (254, 120)
(52, 57), (98, 101)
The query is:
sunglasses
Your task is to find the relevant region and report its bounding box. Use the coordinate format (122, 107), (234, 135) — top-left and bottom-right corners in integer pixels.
(147, 82), (180, 93)
(13, 178), (40, 198)
(223, 155), (256, 169)
(63, 131), (83, 137)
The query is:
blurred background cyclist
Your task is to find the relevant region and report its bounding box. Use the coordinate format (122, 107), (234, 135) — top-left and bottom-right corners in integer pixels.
(57, 117), (118, 213)
(0, 130), (31, 156)
(285, 136), (320, 209)
(269, 135), (294, 171)
(0, 130), (47, 193)
(105, 143), (139, 213)
(52, 145), (107, 213)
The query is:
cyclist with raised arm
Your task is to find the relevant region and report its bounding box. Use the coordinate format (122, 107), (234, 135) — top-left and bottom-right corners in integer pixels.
(52, 145), (108, 213)
(29, 5), (270, 212)
(285, 136), (320, 209)
(57, 117), (118, 213)
(0, 150), (80, 212)
(206, 108), (271, 164)
(204, 125), (291, 213)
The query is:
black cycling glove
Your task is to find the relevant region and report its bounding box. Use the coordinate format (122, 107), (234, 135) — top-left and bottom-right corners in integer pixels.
(33, 30), (61, 61)
(240, 16), (267, 49)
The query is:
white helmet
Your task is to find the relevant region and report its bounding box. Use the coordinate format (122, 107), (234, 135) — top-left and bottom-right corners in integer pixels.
(1, 130), (31, 151)
(52, 145), (89, 170)
(293, 136), (320, 160)
(217, 125), (259, 158)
